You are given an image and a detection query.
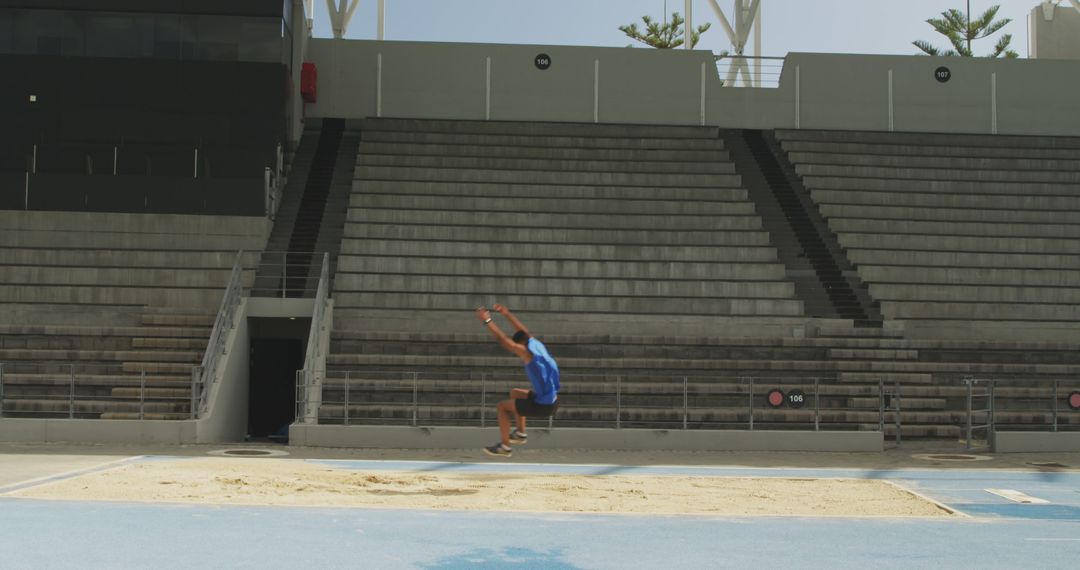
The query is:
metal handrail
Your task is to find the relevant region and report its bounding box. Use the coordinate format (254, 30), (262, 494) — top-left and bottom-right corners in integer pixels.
(714, 54), (786, 88)
(251, 250), (325, 299)
(314, 373), (847, 431)
(195, 250), (246, 417)
(965, 376), (995, 451)
(296, 252), (331, 423)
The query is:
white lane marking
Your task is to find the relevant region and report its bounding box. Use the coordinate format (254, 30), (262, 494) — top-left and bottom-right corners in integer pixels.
(0, 456), (145, 495)
(985, 488), (1050, 504)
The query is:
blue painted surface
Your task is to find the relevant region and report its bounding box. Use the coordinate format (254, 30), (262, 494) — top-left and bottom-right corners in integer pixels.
(2, 458), (1080, 569)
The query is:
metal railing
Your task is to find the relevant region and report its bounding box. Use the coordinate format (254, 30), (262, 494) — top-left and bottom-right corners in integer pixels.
(294, 253), (331, 424)
(251, 251), (326, 299)
(964, 377), (995, 451)
(0, 362), (195, 419)
(299, 372), (890, 432)
(193, 251), (246, 418)
(715, 55), (786, 88)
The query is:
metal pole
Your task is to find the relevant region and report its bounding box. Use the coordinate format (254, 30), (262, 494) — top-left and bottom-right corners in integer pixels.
(32, 144), (37, 174)
(700, 62), (706, 126)
(989, 380), (996, 450)
(888, 69), (895, 132)
(485, 57), (491, 121)
(480, 373), (486, 428)
(894, 378), (901, 446)
(376, 53), (383, 117)
(748, 376), (754, 430)
(685, 0), (692, 50)
(139, 370), (145, 421)
(593, 59), (600, 123)
(1049, 377), (1058, 431)
(412, 372), (418, 427)
(0, 363), (5, 418)
(24, 172), (29, 210)
(965, 379), (973, 451)
(813, 377), (820, 431)
(683, 376), (688, 430)
(879, 377), (887, 434)
(193, 147), (198, 178)
(377, 0), (385, 40)
(795, 65), (801, 129)
(69, 364), (75, 419)
(113, 146), (117, 175)
(615, 375), (621, 429)
(191, 367), (198, 419)
(344, 371), (350, 426)
(281, 252), (287, 298)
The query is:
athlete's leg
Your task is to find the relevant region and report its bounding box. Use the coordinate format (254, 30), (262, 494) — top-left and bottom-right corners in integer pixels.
(510, 388), (530, 432)
(495, 399), (516, 447)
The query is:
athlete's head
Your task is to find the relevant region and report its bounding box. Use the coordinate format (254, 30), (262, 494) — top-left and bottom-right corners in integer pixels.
(512, 330), (530, 345)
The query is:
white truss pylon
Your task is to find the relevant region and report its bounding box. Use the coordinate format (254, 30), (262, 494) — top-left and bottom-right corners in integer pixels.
(704, 0), (762, 87)
(326, 0), (361, 39)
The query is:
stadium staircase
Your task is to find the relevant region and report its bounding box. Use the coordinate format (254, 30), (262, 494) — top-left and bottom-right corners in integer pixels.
(253, 118), (356, 296)
(723, 129), (879, 324)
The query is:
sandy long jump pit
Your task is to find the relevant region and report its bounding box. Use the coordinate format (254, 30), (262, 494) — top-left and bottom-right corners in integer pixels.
(8, 457), (954, 517)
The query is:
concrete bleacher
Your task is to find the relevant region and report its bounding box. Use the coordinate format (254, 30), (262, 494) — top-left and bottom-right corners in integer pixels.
(316, 121), (1080, 440)
(0, 210), (268, 419)
(334, 118), (806, 336)
(775, 129), (1080, 342)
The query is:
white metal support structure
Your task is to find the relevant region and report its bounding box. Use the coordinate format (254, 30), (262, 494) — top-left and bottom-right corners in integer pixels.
(326, 0), (362, 39)
(684, 0), (693, 50)
(704, 0), (763, 87)
(324, 0), (386, 39)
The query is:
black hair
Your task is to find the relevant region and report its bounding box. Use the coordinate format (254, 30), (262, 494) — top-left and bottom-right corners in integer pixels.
(511, 330), (530, 345)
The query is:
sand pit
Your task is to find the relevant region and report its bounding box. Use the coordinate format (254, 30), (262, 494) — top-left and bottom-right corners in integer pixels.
(8, 458), (953, 517)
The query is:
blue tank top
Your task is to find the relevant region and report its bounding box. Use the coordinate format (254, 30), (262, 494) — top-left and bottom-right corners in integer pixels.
(524, 338), (560, 405)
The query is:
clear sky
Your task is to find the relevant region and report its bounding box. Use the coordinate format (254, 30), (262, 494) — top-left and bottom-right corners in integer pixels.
(309, 0), (1042, 58)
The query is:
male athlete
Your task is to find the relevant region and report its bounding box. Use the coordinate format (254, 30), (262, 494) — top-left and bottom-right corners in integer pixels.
(475, 303), (560, 457)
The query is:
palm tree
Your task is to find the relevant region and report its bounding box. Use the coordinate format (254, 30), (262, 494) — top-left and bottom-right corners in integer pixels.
(913, 2), (1018, 58)
(620, 11), (711, 49)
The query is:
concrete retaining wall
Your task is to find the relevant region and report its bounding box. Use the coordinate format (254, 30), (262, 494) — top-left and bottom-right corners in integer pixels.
(288, 425), (883, 452)
(307, 40), (1080, 137)
(995, 431), (1080, 453)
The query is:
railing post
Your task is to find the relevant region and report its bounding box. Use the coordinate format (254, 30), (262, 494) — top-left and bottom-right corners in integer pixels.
(894, 378), (901, 446)
(412, 372), (418, 427)
(0, 362), (5, 418)
(813, 377), (820, 431)
(139, 370), (146, 421)
(264, 167), (271, 217)
(344, 371), (350, 426)
(879, 377), (885, 434)
(480, 373), (486, 428)
(965, 378), (973, 451)
(615, 375), (621, 430)
(69, 364), (75, 419)
(748, 376), (754, 431)
(1049, 377), (1058, 431)
(191, 366), (199, 419)
(281, 252), (287, 299)
(989, 380), (996, 451)
(683, 376), (688, 430)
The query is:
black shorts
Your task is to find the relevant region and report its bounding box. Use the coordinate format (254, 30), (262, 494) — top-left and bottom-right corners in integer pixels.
(514, 390), (559, 418)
